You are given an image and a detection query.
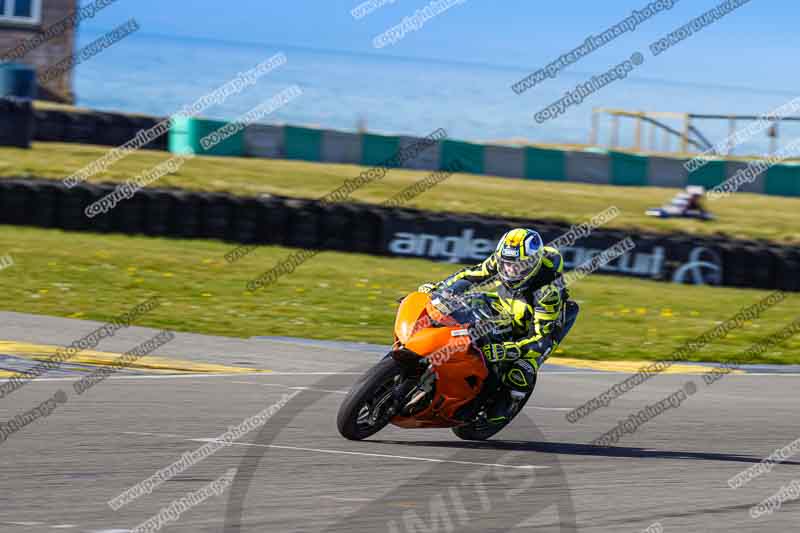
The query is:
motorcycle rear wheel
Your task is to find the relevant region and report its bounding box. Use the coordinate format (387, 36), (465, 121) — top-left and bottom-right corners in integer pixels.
(451, 389), (532, 441)
(337, 356), (406, 441)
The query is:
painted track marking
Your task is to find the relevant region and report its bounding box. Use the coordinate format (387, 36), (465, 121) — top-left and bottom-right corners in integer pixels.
(0, 371), (362, 384)
(125, 431), (547, 470)
(192, 438), (548, 470)
(231, 380), (348, 394)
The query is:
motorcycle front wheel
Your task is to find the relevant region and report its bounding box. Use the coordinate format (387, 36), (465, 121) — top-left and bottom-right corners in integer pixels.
(337, 356), (406, 441)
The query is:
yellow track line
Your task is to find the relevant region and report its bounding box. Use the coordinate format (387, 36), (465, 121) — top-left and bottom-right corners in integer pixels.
(0, 341), (271, 375)
(549, 356), (744, 374)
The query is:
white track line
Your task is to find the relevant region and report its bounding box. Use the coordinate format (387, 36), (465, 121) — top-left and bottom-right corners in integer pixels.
(259, 372), (362, 375)
(231, 380), (348, 394)
(234, 380), (570, 408)
(190, 438), (547, 470)
(544, 371), (634, 375)
(321, 495), (375, 503)
(232, 381), (576, 403)
(125, 431), (546, 470)
(290, 386), (347, 394)
(124, 431), (190, 439)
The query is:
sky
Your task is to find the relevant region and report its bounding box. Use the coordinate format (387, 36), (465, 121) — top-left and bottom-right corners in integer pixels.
(78, 0), (796, 98)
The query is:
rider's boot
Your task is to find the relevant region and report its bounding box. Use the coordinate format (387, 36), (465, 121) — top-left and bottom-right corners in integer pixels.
(488, 359), (538, 424)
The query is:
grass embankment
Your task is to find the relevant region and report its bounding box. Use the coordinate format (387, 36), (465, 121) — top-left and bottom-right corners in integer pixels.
(1, 143), (799, 243)
(1, 226), (798, 364)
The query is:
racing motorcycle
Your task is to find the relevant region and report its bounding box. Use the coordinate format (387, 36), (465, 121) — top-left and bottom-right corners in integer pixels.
(337, 285), (536, 441)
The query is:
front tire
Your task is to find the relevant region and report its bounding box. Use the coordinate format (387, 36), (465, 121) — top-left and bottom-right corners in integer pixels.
(337, 356), (406, 441)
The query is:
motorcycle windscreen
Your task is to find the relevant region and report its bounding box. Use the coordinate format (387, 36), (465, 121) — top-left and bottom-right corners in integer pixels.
(394, 292), (432, 344)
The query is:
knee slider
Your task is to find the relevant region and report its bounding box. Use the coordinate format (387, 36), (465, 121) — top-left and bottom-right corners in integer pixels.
(504, 359), (537, 391)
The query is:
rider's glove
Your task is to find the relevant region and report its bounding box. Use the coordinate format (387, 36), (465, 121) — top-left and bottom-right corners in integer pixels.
(481, 342), (522, 362)
(417, 282), (438, 294)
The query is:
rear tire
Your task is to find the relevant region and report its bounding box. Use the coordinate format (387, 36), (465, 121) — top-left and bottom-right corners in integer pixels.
(337, 356), (406, 441)
(452, 390), (532, 441)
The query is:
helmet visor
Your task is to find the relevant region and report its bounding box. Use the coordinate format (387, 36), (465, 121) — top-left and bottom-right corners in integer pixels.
(498, 255), (539, 284)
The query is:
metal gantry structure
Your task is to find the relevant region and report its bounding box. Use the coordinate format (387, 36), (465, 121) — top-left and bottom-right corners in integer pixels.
(590, 108), (800, 155)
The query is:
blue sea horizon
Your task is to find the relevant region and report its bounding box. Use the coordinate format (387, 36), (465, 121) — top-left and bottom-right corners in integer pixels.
(73, 30), (798, 155)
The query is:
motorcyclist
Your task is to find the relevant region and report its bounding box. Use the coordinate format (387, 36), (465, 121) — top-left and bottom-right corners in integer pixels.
(418, 228), (579, 422)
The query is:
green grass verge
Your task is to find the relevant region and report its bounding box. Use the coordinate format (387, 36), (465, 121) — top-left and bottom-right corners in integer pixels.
(0, 226), (797, 364)
(1, 143), (799, 244)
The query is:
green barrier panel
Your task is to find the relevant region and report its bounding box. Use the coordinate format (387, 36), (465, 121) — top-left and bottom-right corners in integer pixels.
(524, 147), (565, 181)
(610, 151), (648, 186)
(765, 164), (800, 197)
(362, 133), (400, 167)
(441, 140), (484, 174)
(687, 159), (726, 189)
(285, 126), (322, 161)
(168, 116), (244, 157)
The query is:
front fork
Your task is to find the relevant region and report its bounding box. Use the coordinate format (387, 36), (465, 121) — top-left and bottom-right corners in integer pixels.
(386, 349), (432, 416)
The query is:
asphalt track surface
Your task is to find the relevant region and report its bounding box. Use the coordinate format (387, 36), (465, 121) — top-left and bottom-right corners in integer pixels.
(1, 311), (799, 532)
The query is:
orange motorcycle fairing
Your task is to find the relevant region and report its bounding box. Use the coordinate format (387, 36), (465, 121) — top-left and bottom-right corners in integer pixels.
(390, 293), (489, 429)
(393, 291), (432, 345)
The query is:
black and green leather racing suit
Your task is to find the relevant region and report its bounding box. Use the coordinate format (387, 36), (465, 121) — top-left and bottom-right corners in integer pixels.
(438, 246), (579, 399)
